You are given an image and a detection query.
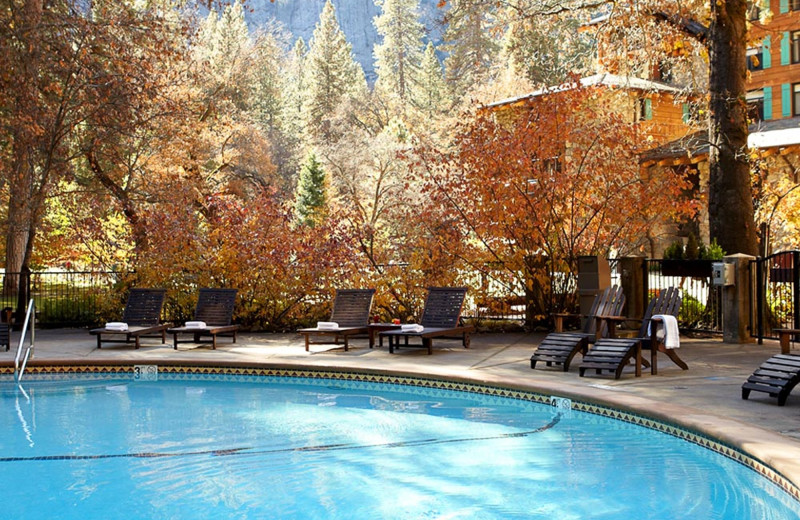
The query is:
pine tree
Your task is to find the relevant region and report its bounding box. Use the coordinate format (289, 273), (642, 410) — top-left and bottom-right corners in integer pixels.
(304, 1), (366, 142)
(500, 12), (592, 87)
(373, 0), (424, 109)
(413, 42), (449, 119)
(441, 0), (500, 99)
(195, 3), (250, 81)
(294, 151), (327, 226)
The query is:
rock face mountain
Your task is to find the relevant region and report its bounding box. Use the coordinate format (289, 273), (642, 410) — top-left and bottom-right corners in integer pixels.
(247, 0), (443, 82)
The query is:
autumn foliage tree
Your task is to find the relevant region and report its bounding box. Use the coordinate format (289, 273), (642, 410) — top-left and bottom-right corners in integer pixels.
(415, 85), (695, 325)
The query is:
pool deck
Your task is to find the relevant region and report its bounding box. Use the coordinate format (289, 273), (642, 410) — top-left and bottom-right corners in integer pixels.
(4, 328), (800, 491)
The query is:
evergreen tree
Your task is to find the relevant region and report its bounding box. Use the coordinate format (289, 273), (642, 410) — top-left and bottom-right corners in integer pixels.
(195, 3), (250, 80)
(373, 0), (425, 109)
(305, 1), (366, 142)
(294, 151), (327, 226)
(441, 0), (500, 100)
(413, 42), (449, 120)
(500, 12), (592, 87)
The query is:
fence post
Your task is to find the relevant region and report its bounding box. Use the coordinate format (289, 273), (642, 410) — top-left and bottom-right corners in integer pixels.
(619, 257), (646, 320)
(723, 254), (756, 344)
(756, 257), (764, 345)
(794, 251), (800, 331)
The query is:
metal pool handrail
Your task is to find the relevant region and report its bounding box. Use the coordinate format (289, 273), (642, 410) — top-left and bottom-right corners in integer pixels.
(14, 299), (35, 382)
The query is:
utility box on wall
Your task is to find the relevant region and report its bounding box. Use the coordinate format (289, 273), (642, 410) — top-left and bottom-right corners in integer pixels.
(577, 256), (611, 316)
(712, 262), (735, 286)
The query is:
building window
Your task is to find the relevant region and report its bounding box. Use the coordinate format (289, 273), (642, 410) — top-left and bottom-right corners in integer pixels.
(747, 47), (763, 71)
(637, 98), (653, 122)
(793, 83), (800, 116)
(748, 1), (760, 20)
(747, 90), (764, 122)
(793, 0), (800, 11)
(792, 31), (800, 64)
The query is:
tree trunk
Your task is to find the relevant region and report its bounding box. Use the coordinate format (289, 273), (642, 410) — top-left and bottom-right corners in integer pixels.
(4, 0), (44, 298)
(707, 0), (759, 256)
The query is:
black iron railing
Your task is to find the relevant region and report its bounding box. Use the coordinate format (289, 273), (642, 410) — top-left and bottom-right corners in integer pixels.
(0, 271), (129, 328)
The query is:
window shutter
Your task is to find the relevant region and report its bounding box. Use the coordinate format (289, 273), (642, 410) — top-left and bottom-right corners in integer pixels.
(782, 32), (791, 66)
(682, 103), (690, 123)
(763, 36), (772, 68)
(781, 0), (789, 14)
(764, 87), (773, 120)
(644, 98), (653, 120)
(782, 83), (792, 117)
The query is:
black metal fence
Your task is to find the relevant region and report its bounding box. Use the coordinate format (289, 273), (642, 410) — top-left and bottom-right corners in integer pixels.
(750, 251), (799, 342)
(643, 259), (723, 334)
(0, 263), (727, 333)
(0, 271), (128, 328)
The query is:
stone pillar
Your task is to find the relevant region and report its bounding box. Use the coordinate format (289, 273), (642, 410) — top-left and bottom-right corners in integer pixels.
(619, 257), (646, 319)
(723, 253), (756, 344)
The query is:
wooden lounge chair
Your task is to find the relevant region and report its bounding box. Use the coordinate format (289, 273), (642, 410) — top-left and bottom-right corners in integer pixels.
(379, 287), (475, 355)
(578, 287), (687, 378)
(531, 285), (625, 371)
(742, 354), (800, 406)
(0, 323), (9, 351)
(89, 288), (168, 349)
(297, 289), (376, 351)
(167, 288), (239, 350)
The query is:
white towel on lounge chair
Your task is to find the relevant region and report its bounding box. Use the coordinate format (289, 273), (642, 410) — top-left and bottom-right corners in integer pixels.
(185, 321), (207, 329)
(648, 314), (680, 349)
(105, 322), (128, 331)
(317, 321), (339, 330)
(401, 324), (424, 333)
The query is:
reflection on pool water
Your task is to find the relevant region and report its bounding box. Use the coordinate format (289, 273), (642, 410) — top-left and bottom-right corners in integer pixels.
(1, 372), (799, 520)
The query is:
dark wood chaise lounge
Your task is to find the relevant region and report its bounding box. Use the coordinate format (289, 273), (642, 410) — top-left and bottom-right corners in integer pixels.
(742, 330), (800, 405)
(531, 285), (625, 372)
(379, 287), (475, 355)
(579, 286), (687, 379)
(167, 288), (239, 350)
(90, 288), (168, 349)
(0, 322), (9, 351)
(297, 289), (376, 351)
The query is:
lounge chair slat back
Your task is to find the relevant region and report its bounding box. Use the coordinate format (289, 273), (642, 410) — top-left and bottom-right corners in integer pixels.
(330, 289), (376, 328)
(585, 285), (626, 337)
(636, 286), (681, 338)
(121, 289), (166, 326)
(420, 287), (468, 328)
(194, 288), (237, 326)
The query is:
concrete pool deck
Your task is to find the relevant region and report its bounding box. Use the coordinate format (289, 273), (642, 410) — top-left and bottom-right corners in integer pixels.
(4, 328), (800, 491)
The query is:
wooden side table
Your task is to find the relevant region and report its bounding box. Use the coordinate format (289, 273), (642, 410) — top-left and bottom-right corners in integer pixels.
(368, 323), (402, 348)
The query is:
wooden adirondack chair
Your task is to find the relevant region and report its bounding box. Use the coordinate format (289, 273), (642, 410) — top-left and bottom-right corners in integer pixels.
(531, 285), (626, 372)
(579, 287), (687, 378)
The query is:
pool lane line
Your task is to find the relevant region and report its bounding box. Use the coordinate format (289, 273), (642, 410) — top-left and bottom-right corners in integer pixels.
(0, 414), (561, 463)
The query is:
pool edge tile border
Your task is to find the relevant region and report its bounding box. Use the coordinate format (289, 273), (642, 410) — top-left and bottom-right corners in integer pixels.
(5, 363), (800, 503)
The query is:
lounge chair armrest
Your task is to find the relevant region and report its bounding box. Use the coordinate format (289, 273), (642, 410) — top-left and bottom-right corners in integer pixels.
(594, 315), (632, 338)
(776, 329), (800, 354)
(551, 312), (582, 332)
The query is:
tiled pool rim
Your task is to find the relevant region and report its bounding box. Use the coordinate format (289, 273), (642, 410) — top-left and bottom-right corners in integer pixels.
(4, 361), (800, 504)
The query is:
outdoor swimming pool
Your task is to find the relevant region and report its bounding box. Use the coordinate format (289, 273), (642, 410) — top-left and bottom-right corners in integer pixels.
(2, 369), (799, 519)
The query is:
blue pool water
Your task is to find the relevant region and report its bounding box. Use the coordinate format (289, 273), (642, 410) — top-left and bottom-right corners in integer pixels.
(1, 373), (799, 520)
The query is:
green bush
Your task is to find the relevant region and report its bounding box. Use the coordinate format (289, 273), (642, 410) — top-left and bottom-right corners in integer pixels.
(663, 241), (685, 260)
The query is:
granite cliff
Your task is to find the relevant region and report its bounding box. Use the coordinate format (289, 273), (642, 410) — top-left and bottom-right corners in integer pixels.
(247, 0), (443, 82)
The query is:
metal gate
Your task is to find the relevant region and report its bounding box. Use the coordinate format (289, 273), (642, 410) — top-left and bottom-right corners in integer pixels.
(750, 251), (800, 343)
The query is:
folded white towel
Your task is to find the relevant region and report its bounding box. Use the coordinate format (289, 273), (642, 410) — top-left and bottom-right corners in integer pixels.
(105, 322), (128, 331)
(317, 321), (339, 330)
(401, 324), (424, 333)
(648, 314), (680, 349)
(185, 321), (207, 328)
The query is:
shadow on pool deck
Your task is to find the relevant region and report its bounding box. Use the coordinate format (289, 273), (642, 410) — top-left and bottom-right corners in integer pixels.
(3, 328), (800, 488)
